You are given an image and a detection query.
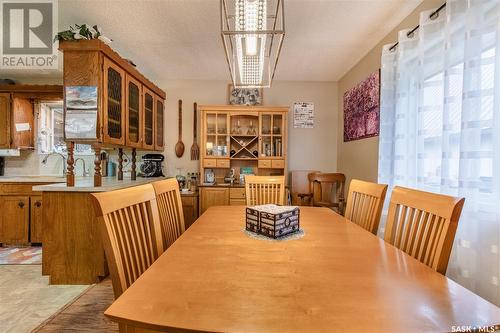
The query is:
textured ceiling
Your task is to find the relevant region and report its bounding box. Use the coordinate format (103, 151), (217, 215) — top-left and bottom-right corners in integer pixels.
(8, 0), (424, 83)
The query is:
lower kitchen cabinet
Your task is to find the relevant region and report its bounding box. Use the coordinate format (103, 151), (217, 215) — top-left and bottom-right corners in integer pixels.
(0, 196), (30, 244)
(199, 187), (230, 215)
(0, 183), (48, 245)
(181, 194), (199, 230)
(30, 196), (43, 243)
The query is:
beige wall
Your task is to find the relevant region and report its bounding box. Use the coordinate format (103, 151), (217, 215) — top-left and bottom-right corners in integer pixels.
(337, 0), (443, 183)
(158, 80), (338, 177)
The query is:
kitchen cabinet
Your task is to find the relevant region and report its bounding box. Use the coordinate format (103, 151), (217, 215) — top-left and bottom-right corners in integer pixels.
(0, 93), (11, 148)
(103, 57), (126, 145)
(0, 85), (63, 150)
(11, 97), (34, 149)
(199, 187), (229, 215)
(142, 88), (155, 150)
(181, 194), (199, 229)
(229, 187), (246, 206)
(30, 196), (43, 243)
(0, 183), (49, 245)
(126, 74), (142, 148)
(59, 40), (165, 151)
(0, 196), (30, 244)
(155, 96), (165, 150)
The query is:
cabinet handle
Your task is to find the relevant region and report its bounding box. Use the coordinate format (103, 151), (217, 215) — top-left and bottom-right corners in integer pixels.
(35, 201), (42, 207)
(18, 201), (25, 208)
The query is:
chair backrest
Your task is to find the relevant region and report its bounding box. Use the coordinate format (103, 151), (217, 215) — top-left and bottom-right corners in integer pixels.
(91, 184), (164, 298)
(344, 179), (388, 234)
(245, 175), (285, 206)
(308, 172), (346, 213)
(291, 170), (319, 205)
(152, 178), (186, 249)
(384, 186), (465, 274)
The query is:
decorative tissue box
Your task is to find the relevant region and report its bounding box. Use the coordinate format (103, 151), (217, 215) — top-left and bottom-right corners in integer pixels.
(246, 204), (300, 239)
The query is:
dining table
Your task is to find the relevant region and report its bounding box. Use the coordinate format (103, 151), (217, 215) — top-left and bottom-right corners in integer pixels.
(104, 206), (500, 332)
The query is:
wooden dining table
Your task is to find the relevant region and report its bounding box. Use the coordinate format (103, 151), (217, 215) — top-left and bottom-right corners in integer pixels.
(105, 206), (500, 332)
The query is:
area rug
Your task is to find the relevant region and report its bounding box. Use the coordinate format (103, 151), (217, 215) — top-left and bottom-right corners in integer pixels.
(0, 246), (42, 264)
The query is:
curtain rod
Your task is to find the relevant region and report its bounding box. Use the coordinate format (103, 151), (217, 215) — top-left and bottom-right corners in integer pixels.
(388, 3), (447, 52)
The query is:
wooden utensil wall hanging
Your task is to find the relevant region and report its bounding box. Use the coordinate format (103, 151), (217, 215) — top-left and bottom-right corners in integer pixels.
(191, 102), (200, 160)
(175, 99), (185, 158)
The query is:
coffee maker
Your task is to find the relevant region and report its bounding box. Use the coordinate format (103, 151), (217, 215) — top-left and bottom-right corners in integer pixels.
(140, 154), (165, 177)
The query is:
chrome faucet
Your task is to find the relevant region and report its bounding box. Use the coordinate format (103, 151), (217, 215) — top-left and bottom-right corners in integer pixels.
(74, 158), (89, 177)
(41, 152), (67, 176)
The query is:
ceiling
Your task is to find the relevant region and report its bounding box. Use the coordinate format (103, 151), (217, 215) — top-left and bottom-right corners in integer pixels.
(10, 0), (424, 83)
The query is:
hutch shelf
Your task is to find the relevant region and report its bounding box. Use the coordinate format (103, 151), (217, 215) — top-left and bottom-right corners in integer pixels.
(198, 105), (288, 214)
(59, 39), (166, 187)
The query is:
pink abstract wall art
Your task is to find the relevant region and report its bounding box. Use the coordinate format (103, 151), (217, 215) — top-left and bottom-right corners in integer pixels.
(343, 71), (380, 142)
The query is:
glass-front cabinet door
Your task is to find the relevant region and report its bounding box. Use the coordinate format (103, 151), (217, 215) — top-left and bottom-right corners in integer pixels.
(205, 112), (228, 157)
(260, 113), (284, 157)
(155, 96), (164, 151)
(142, 88), (155, 150)
(103, 58), (125, 145)
(125, 74), (142, 148)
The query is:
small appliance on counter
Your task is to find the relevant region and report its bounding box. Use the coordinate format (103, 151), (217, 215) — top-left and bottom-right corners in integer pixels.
(204, 168), (215, 185)
(140, 154), (165, 177)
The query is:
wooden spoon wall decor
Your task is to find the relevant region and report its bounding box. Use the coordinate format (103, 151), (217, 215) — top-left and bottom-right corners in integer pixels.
(175, 99), (185, 158)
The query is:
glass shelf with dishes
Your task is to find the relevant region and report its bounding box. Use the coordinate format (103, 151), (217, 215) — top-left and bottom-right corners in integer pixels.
(260, 114), (284, 158)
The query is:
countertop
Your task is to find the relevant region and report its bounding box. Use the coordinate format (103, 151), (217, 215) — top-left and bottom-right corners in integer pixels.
(0, 175), (67, 183)
(32, 177), (165, 192)
(198, 183), (245, 188)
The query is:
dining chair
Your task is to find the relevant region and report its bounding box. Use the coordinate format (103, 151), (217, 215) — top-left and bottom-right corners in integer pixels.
(91, 184), (164, 298)
(344, 179), (388, 234)
(245, 175), (285, 206)
(308, 172), (346, 214)
(291, 170), (319, 205)
(152, 178), (186, 249)
(384, 186), (465, 275)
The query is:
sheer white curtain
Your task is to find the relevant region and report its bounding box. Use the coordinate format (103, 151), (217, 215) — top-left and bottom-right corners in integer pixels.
(379, 0), (500, 305)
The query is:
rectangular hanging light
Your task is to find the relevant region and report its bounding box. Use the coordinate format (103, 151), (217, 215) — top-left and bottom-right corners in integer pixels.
(220, 0), (285, 88)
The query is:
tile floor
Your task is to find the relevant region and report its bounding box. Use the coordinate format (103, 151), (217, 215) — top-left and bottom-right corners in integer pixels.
(0, 265), (88, 333)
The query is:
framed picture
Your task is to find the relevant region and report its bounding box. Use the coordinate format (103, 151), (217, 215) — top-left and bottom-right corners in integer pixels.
(227, 84), (263, 106)
(343, 70), (380, 142)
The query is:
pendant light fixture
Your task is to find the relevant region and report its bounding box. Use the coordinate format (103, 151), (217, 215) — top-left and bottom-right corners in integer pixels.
(220, 0), (285, 88)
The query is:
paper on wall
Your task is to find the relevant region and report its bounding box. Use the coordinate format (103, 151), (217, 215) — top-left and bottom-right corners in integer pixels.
(15, 123), (31, 132)
(293, 102), (314, 128)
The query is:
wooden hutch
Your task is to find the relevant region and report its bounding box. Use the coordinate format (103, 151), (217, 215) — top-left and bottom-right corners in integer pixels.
(59, 39), (166, 186)
(198, 105), (288, 213)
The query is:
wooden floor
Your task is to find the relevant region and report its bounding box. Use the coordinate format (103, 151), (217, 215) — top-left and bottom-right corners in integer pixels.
(33, 279), (118, 332)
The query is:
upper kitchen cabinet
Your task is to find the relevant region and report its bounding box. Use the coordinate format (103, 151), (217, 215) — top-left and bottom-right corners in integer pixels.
(142, 87), (155, 150)
(155, 96), (165, 150)
(59, 39), (166, 151)
(0, 85), (63, 150)
(103, 57), (126, 145)
(125, 74), (142, 148)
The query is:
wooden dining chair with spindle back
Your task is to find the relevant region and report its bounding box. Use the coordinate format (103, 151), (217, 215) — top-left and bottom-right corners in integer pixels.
(344, 179), (388, 234)
(308, 172), (346, 214)
(91, 184), (165, 299)
(384, 186), (465, 275)
(152, 178), (186, 249)
(245, 175), (286, 206)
